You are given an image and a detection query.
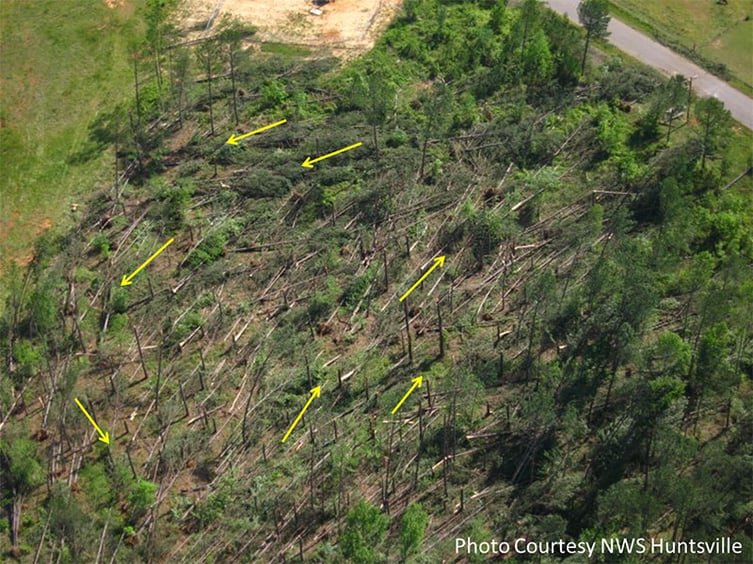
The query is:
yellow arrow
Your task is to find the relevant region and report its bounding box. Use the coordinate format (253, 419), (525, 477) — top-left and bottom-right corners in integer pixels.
(399, 256), (445, 302)
(74, 397), (110, 445)
(226, 119), (287, 145)
(302, 142), (363, 168)
(120, 238), (174, 287)
(281, 386), (321, 443)
(391, 376), (423, 414)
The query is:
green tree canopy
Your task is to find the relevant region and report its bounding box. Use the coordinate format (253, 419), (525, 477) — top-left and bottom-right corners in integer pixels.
(340, 500), (389, 563)
(399, 502), (429, 558)
(578, 0), (610, 73)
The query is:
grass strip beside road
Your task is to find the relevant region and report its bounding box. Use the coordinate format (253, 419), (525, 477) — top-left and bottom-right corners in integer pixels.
(609, 0), (753, 98)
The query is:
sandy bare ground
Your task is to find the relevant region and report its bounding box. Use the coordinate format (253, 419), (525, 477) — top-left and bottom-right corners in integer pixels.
(183, 0), (404, 55)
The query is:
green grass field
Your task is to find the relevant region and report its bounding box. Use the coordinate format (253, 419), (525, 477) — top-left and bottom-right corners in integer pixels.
(0, 0), (145, 266)
(702, 18), (753, 87)
(611, 0), (753, 95)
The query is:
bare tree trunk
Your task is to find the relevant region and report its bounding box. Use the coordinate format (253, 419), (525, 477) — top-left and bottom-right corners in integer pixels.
(155, 342), (163, 412)
(205, 48), (215, 136)
(419, 137), (429, 179)
(436, 300), (444, 359)
(133, 56), (142, 123)
(403, 300), (413, 365)
(95, 512), (110, 564)
(382, 249), (389, 292)
(128, 334), (148, 395)
(372, 124), (380, 162)
(414, 398), (423, 488)
(229, 49), (239, 125)
(580, 32), (591, 75)
(33, 507), (52, 564)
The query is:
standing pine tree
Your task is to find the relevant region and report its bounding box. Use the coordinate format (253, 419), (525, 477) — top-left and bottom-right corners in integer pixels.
(353, 56), (396, 162)
(578, 0), (610, 74)
(694, 97), (732, 170)
(196, 37), (221, 136)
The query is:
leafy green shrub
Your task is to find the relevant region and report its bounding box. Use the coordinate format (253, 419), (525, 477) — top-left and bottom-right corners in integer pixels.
(128, 478), (158, 516)
(74, 267), (99, 287)
(0, 437), (43, 497)
(342, 266), (376, 309)
(595, 57), (660, 102)
(340, 500), (389, 563)
(307, 276), (341, 322)
(110, 287), (129, 314)
(108, 312), (128, 334)
(212, 143), (245, 165)
(195, 489), (228, 527)
(27, 283), (60, 338)
(12, 340), (44, 380)
(176, 159), (205, 178)
(47, 482), (87, 556)
(470, 209), (505, 265)
(316, 166), (355, 187)
(400, 503), (429, 558)
(357, 186), (394, 225)
(440, 205), (509, 268)
(31, 231), (63, 271)
(260, 79), (288, 109)
(218, 190), (238, 208)
(307, 293), (335, 323)
(184, 232), (227, 268)
(386, 128), (409, 147)
(90, 234), (111, 258)
(150, 179), (194, 232)
(171, 311), (203, 343)
(235, 171), (292, 198)
(136, 80), (162, 120)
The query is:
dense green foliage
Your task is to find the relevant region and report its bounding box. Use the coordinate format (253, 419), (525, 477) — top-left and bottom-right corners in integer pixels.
(1, 0), (751, 562)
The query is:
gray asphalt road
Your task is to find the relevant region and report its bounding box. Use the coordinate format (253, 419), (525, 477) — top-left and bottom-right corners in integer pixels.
(545, 0), (753, 131)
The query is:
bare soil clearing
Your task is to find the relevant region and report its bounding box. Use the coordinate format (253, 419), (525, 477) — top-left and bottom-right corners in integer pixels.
(183, 0), (403, 56)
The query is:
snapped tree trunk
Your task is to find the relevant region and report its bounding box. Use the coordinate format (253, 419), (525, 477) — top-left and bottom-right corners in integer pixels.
(403, 300), (413, 365)
(229, 49), (239, 125)
(206, 51), (215, 136)
(580, 32), (591, 75)
(133, 57), (142, 123)
(436, 300), (444, 359)
(372, 124), (380, 162)
(419, 136), (430, 179)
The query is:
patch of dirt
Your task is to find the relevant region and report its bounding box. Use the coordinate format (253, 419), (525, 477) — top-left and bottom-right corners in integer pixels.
(0, 213), (20, 247)
(183, 0), (404, 57)
(0, 215), (54, 269)
(103, 0), (125, 8)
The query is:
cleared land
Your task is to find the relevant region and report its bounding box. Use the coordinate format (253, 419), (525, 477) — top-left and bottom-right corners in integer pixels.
(183, 0), (404, 56)
(0, 0), (145, 267)
(611, 0), (753, 94)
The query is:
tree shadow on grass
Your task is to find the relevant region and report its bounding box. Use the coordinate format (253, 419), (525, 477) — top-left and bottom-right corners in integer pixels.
(67, 107), (126, 165)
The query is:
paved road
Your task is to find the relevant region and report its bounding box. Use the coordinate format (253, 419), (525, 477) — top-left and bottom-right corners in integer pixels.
(545, 0), (753, 131)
